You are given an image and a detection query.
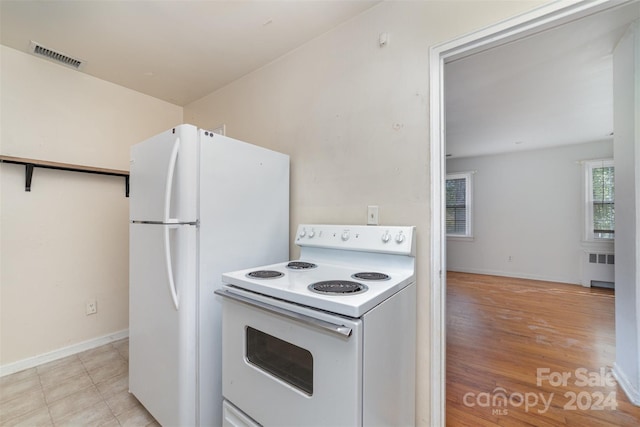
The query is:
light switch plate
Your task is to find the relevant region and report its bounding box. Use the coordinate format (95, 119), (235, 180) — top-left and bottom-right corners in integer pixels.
(367, 205), (379, 225)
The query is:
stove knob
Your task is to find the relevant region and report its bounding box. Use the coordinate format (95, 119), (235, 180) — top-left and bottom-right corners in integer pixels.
(341, 231), (350, 241)
(308, 229), (315, 238)
(382, 232), (391, 243)
(299, 228), (306, 238)
(395, 232), (405, 244)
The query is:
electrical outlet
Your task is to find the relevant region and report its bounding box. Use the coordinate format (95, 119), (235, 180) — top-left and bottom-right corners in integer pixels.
(508, 256), (513, 262)
(86, 299), (97, 315)
(367, 205), (379, 225)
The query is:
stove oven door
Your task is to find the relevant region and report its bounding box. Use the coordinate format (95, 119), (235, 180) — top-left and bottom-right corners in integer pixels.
(218, 288), (363, 426)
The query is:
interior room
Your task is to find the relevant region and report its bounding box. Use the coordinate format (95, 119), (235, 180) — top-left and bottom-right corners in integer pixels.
(442, 2), (640, 423)
(0, 1), (638, 426)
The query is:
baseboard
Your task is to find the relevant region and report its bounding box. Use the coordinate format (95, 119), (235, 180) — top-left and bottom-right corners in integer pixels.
(446, 267), (580, 286)
(613, 363), (640, 406)
(0, 329), (129, 377)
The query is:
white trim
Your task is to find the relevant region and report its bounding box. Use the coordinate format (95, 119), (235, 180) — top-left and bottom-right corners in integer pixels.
(429, 38), (446, 427)
(428, 1), (632, 425)
(613, 363), (640, 406)
(446, 235), (474, 242)
(580, 239), (615, 252)
(0, 329), (129, 377)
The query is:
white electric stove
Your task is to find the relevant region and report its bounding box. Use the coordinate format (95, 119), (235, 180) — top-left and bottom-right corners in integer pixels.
(216, 224), (417, 427)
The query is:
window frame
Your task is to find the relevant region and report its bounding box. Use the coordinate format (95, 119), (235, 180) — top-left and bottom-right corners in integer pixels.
(445, 171), (473, 239)
(584, 159), (614, 242)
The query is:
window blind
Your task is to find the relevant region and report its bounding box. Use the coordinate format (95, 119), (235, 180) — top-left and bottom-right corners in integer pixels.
(592, 165), (614, 238)
(446, 177), (467, 235)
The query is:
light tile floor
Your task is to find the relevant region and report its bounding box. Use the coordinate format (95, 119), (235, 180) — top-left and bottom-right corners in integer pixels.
(0, 339), (159, 426)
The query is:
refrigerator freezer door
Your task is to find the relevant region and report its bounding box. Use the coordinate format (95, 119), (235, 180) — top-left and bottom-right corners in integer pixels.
(129, 222), (197, 426)
(130, 124), (198, 223)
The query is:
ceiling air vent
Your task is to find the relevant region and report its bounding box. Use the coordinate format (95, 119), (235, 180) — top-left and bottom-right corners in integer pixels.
(29, 41), (84, 69)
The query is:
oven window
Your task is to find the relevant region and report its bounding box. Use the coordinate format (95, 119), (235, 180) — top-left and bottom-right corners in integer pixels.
(246, 327), (313, 395)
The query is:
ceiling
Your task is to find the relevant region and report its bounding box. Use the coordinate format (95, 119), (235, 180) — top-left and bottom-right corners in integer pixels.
(445, 1), (640, 159)
(0, 0), (379, 106)
(1, 0), (638, 156)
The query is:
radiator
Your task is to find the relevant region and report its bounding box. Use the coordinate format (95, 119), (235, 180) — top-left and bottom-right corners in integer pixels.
(581, 252), (615, 287)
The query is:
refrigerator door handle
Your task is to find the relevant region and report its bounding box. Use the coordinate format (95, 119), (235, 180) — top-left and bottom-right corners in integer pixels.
(164, 137), (181, 223)
(164, 225), (180, 310)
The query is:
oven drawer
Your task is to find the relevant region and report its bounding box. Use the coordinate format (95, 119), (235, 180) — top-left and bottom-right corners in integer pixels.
(223, 401), (261, 427)
(219, 288), (363, 426)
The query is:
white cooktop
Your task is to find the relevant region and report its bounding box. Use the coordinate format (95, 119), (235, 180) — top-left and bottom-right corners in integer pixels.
(221, 224), (416, 317)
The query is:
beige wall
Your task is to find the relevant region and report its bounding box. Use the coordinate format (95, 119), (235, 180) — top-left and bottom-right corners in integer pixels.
(184, 1), (543, 424)
(0, 45), (182, 365)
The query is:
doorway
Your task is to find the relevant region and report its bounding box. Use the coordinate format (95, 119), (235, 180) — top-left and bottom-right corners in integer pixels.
(428, 0), (640, 424)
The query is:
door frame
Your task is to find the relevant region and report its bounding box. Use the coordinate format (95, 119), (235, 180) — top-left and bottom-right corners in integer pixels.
(427, 0), (632, 424)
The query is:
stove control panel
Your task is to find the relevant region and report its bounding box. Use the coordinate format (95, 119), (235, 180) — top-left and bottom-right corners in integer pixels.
(295, 224), (416, 256)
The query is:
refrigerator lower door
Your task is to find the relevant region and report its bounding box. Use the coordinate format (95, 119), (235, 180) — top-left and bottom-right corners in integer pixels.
(129, 222), (197, 426)
(197, 134), (289, 426)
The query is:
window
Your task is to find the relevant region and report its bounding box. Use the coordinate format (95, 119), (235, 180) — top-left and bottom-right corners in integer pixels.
(246, 327), (313, 395)
(446, 172), (472, 238)
(585, 159), (614, 241)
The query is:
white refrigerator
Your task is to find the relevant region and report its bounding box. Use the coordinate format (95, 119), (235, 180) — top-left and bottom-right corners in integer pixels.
(129, 124), (289, 426)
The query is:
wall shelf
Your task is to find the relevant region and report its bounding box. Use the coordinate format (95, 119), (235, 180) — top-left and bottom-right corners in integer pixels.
(0, 155), (130, 197)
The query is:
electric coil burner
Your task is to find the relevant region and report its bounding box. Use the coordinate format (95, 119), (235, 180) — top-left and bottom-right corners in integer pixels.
(308, 280), (368, 295)
(287, 261), (317, 270)
(221, 225), (416, 318)
(352, 272), (390, 281)
(246, 270), (284, 279)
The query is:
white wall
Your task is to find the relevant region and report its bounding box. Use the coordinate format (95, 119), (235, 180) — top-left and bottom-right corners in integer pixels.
(612, 20), (640, 405)
(0, 45), (182, 366)
(446, 140), (613, 284)
(184, 1), (545, 424)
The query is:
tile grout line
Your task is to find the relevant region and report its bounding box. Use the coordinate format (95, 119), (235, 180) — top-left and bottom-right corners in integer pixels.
(88, 343), (124, 427)
(2, 340), (153, 427)
(80, 343), (122, 426)
(35, 363), (56, 427)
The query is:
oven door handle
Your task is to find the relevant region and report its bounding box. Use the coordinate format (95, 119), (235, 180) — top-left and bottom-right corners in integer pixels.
(215, 288), (353, 338)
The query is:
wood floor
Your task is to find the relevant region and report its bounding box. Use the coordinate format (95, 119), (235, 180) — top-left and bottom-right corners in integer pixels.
(446, 272), (640, 426)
